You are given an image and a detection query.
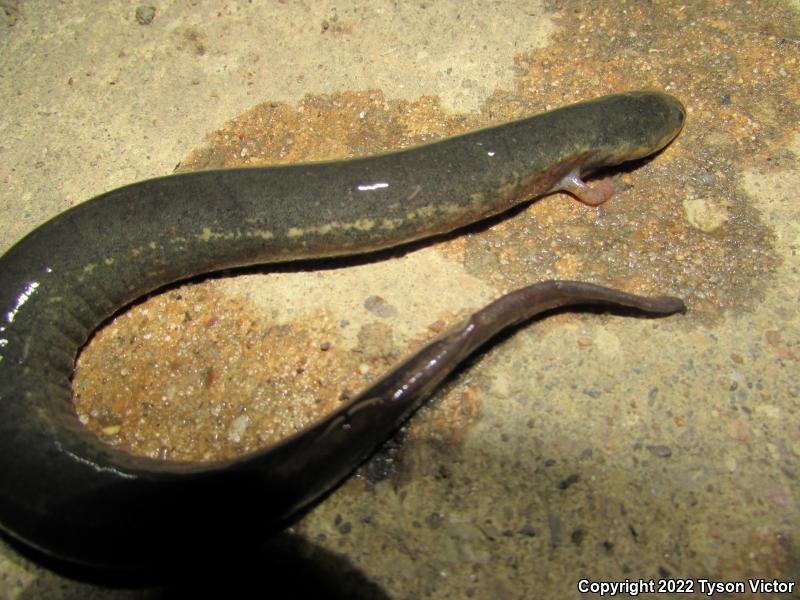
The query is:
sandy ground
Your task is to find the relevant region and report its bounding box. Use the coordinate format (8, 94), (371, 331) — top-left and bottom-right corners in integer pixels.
(1, 1), (799, 598)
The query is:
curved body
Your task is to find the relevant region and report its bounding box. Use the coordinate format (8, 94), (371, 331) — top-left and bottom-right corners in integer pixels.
(0, 91), (685, 568)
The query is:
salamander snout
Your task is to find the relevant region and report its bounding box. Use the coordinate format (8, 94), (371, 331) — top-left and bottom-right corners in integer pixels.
(661, 93), (686, 140)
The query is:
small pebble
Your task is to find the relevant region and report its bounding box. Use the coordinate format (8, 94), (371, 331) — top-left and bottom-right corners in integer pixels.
(101, 424), (121, 436)
(425, 512), (444, 529)
(135, 5), (156, 25)
(559, 473), (580, 490)
(646, 444), (673, 458)
(571, 528), (585, 545)
(363, 295), (398, 318)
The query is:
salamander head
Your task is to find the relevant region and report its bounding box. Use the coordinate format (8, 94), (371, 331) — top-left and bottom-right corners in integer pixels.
(580, 91), (686, 173)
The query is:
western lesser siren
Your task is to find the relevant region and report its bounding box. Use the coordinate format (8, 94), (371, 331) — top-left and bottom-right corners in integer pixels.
(0, 91), (686, 568)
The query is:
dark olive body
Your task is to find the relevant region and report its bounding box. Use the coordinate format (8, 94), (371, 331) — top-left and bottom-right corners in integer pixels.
(0, 91), (685, 569)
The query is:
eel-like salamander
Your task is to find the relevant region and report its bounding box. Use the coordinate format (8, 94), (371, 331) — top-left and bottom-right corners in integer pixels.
(0, 91), (685, 569)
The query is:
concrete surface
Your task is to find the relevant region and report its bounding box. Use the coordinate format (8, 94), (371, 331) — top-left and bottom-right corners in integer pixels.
(1, 0), (798, 598)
